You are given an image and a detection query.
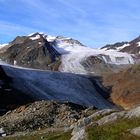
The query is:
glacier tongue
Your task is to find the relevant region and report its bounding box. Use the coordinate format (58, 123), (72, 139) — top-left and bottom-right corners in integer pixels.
(59, 53), (88, 74)
(59, 49), (135, 74)
(47, 37), (135, 74)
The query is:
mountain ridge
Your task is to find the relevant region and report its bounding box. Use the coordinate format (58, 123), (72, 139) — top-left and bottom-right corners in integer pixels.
(0, 32), (137, 75)
(101, 35), (140, 56)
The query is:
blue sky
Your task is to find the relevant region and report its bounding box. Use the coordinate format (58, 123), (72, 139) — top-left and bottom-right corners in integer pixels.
(0, 0), (140, 48)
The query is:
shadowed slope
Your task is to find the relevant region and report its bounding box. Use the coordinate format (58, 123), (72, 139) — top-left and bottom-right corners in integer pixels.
(0, 62), (114, 109)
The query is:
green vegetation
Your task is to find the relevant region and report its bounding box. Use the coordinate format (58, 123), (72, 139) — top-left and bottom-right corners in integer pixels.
(2, 117), (140, 140)
(86, 118), (140, 140)
(1, 131), (71, 140)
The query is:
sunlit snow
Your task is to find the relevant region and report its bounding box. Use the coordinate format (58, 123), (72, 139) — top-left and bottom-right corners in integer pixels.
(117, 43), (130, 50)
(137, 42), (140, 47)
(0, 43), (8, 48)
(29, 34), (41, 40)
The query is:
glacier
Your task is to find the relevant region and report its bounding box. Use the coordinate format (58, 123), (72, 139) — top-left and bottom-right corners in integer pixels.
(0, 32), (135, 75)
(49, 37), (135, 74)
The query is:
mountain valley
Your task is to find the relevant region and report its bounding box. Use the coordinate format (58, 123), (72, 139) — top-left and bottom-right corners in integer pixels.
(0, 33), (140, 139)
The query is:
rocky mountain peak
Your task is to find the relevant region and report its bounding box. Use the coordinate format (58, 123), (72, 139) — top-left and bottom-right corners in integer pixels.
(101, 35), (140, 56)
(131, 35), (140, 43)
(101, 42), (128, 51)
(0, 33), (61, 70)
(55, 36), (85, 46)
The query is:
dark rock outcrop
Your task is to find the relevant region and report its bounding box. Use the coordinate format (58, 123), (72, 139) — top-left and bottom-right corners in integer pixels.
(121, 36), (140, 55)
(0, 33), (61, 70)
(101, 42), (128, 51)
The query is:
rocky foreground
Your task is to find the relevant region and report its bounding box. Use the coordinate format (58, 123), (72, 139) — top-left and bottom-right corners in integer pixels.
(0, 100), (140, 140)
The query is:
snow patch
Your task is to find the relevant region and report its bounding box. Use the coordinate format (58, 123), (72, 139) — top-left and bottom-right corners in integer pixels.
(117, 43), (130, 50)
(137, 42), (140, 47)
(0, 43), (8, 48)
(46, 35), (56, 42)
(14, 60), (17, 65)
(52, 39), (86, 54)
(29, 34), (40, 40)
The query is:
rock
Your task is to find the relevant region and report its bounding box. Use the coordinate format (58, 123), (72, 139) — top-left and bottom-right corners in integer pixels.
(97, 111), (126, 126)
(95, 106), (140, 126)
(70, 128), (86, 140)
(0, 33), (61, 71)
(0, 127), (6, 137)
(70, 108), (118, 140)
(1, 133), (6, 137)
(126, 106), (140, 118)
(41, 136), (45, 139)
(72, 109), (117, 131)
(130, 126), (140, 137)
(0, 101), (85, 134)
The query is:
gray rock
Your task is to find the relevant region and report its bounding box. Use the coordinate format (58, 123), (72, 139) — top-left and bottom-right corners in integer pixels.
(126, 106), (140, 118)
(70, 128), (86, 140)
(70, 109), (118, 140)
(97, 111), (126, 126)
(130, 126), (140, 137)
(0, 128), (6, 137)
(96, 106), (140, 126)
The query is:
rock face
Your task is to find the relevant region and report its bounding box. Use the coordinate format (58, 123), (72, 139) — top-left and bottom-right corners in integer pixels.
(0, 33), (61, 70)
(130, 127), (140, 137)
(101, 42), (129, 51)
(121, 36), (140, 55)
(101, 35), (140, 57)
(103, 64), (140, 110)
(81, 56), (130, 75)
(0, 32), (136, 75)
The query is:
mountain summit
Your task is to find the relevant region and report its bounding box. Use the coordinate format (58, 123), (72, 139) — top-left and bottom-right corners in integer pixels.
(0, 32), (138, 75)
(101, 35), (140, 56)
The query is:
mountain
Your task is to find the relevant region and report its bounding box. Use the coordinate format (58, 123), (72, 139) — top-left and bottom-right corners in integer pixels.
(1, 33), (140, 139)
(0, 33), (61, 71)
(0, 32), (136, 75)
(101, 36), (140, 57)
(0, 32), (139, 110)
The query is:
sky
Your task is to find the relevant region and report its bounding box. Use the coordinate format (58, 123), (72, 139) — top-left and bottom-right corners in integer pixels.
(0, 0), (140, 48)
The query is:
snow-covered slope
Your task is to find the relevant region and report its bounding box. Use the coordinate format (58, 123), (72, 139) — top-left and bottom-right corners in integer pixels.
(0, 33), (136, 75)
(43, 34), (135, 74)
(100, 36), (140, 55)
(0, 61), (114, 109)
(59, 50), (134, 74)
